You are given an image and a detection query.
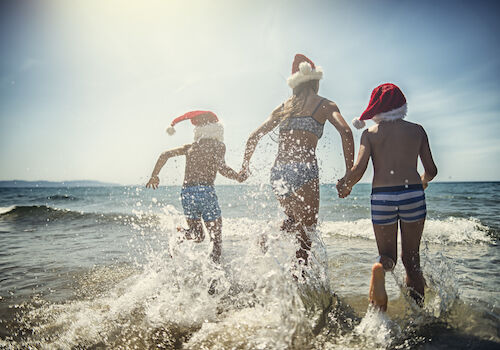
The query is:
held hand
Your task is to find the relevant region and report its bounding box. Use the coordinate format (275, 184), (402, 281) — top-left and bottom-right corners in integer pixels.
(146, 176), (159, 189)
(336, 178), (352, 198)
(421, 174), (429, 190)
(237, 168), (250, 183)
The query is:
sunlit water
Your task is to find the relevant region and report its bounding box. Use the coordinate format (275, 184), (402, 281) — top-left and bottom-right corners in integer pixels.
(0, 183), (498, 349)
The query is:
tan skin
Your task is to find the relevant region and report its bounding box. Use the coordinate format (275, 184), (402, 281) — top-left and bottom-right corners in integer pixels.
(146, 124), (242, 264)
(337, 119), (437, 310)
(240, 80), (354, 264)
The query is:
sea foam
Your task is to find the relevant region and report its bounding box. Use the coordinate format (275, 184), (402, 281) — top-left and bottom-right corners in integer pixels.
(318, 217), (493, 245)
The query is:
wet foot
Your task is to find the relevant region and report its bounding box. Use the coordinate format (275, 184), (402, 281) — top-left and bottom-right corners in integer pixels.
(369, 262), (388, 312)
(280, 217), (296, 232)
(176, 227), (204, 242)
(208, 278), (218, 295)
(258, 234), (268, 254)
(408, 288), (424, 307)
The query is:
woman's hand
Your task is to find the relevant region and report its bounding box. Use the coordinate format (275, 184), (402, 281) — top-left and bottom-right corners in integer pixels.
(421, 174), (429, 190)
(146, 176), (160, 189)
(237, 167), (250, 183)
(336, 177), (352, 198)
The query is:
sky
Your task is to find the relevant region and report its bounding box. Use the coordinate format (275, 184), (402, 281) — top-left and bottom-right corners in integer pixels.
(1, 0), (499, 185)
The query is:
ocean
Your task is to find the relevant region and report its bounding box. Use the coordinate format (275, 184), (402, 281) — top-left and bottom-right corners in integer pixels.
(0, 183), (498, 349)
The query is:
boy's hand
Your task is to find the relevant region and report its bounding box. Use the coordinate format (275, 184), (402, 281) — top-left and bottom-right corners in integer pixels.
(421, 174), (429, 190)
(237, 168), (250, 183)
(146, 176), (159, 189)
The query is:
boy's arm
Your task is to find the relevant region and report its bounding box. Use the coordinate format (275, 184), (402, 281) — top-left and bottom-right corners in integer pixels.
(419, 127), (438, 189)
(146, 144), (190, 189)
(217, 144), (243, 182)
(326, 102), (355, 173)
(338, 130), (371, 197)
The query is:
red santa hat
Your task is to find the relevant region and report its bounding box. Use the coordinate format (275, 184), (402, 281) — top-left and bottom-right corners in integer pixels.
(287, 54), (324, 89)
(352, 83), (408, 129)
(166, 110), (224, 142)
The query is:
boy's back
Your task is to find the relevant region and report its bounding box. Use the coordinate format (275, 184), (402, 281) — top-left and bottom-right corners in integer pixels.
(365, 120), (425, 187)
(183, 139), (226, 186)
(341, 83), (438, 311)
(146, 110), (242, 266)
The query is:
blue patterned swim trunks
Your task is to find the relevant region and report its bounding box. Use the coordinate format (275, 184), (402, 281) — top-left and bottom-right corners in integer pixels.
(180, 185), (221, 222)
(371, 184), (427, 225)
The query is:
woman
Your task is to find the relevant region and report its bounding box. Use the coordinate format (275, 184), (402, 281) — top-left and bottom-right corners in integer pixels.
(240, 54), (354, 264)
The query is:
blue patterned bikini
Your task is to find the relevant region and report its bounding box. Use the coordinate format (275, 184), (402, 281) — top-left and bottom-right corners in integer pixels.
(270, 98), (326, 198)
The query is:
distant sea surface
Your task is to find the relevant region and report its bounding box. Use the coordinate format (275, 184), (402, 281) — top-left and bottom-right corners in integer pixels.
(0, 183), (498, 349)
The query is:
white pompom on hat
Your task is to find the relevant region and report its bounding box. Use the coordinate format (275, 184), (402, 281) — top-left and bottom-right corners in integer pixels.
(287, 54), (323, 89)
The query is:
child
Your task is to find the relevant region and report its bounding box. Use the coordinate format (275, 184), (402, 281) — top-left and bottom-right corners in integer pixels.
(337, 83), (437, 311)
(146, 111), (242, 264)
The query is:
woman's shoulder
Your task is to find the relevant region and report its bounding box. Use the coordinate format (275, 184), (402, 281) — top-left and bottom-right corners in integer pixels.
(316, 96), (339, 113)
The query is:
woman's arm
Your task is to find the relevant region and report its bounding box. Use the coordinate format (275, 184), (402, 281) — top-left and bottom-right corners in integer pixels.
(146, 144), (190, 189)
(337, 130), (371, 197)
(241, 105), (283, 175)
(418, 126), (437, 189)
(326, 102), (355, 172)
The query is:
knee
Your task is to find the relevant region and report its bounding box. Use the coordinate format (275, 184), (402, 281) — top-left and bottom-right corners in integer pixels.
(378, 255), (396, 271)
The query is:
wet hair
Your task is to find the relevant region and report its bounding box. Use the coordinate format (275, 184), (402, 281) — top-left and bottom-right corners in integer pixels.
(278, 80), (319, 122)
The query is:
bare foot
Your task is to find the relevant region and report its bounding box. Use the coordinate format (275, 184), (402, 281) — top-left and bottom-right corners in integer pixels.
(258, 234), (268, 254)
(369, 263), (388, 312)
(177, 226), (204, 242)
(406, 274), (425, 307)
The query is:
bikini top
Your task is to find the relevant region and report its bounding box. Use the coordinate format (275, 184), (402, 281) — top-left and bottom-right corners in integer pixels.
(279, 98), (326, 139)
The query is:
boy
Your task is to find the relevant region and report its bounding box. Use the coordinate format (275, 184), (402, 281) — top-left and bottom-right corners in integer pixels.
(337, 83), (437, 311)
(146, 111), (242, 264)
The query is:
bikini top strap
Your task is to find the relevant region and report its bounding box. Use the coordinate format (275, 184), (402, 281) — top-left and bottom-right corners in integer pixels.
(311, 98), (326, 117)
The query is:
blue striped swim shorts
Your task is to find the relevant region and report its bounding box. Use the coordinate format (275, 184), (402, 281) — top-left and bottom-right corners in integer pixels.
(370, 184), (426, 225)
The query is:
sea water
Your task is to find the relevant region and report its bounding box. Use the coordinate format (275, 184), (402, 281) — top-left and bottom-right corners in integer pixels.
(0, 183), (498, 349)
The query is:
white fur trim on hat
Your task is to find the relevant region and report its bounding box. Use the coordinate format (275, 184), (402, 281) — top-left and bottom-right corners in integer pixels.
(352, 103), (408, 129)
(166, 126), (176, 135)
(287, 62), (324, 89)
(194, 122), (224, 142)
(372, 103), (408, 124)
(352, 118), (366, 129)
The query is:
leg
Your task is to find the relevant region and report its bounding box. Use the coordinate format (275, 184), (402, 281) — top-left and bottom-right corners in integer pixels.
(400, 219), (426, 306)
(205, 217), (222, 264)
(178, 218), (205, 242)
(279, 178), (319, 265)
(180, 187), (205, 242)
(370, 222), (398, 311)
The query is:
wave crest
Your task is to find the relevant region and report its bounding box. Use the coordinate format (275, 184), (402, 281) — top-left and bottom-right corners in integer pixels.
(319, 217), (494, 245)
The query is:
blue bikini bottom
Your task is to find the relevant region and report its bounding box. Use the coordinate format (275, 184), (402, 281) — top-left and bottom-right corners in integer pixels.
(270, 160), (319, 198)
